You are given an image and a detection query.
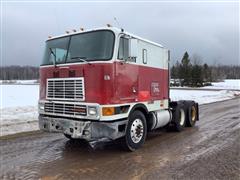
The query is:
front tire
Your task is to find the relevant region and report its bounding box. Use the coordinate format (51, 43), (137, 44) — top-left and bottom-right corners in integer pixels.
(122, 110), (147, 151)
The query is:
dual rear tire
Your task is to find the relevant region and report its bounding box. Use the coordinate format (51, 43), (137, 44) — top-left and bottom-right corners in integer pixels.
(171, 101), (198, 131)
(185, 101), (198, 127)
(171, 103), (186, 131)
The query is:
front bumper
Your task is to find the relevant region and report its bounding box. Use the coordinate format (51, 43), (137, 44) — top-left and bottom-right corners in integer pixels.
(39, 115), (127, 142)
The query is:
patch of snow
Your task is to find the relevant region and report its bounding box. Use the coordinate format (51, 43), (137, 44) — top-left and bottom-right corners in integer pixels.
(170, 89), (240, 105)
(1, 84), (39, 108)
(1, 106), (38, 136)
(1, 84), (39, 136)
(202, 79), (240, 90)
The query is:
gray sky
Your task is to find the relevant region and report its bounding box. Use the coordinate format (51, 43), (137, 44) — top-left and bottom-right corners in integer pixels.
(1, 1), (239, 66)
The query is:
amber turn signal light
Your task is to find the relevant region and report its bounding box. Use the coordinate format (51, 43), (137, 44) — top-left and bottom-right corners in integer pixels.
(102, 107), (115, 116)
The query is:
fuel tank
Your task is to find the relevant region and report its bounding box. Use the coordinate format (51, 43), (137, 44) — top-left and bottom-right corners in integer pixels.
(149, 110), (171, 130)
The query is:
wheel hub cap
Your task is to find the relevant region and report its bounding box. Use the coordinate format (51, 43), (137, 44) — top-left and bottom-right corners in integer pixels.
(180, 109), (185, 126)
(130, 119), (144, 143)
(191, 106), (197, 121)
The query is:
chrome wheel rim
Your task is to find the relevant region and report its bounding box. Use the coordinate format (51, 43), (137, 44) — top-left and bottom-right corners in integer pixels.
(130, 119), (144, 143)
(191, 106), (197, 121)
(180, 109), (185, 126)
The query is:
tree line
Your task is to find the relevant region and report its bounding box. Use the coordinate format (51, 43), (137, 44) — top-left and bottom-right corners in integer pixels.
(0, 66), (39, 80)
(171, 52), (240, 87)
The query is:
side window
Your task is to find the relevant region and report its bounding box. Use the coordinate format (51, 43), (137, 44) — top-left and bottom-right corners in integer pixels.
(118, 37), (129, 60)
(142, 49), (147, 64)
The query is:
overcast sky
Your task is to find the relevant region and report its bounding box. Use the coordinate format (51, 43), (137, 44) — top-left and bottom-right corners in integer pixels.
(1, 1), (239, 66)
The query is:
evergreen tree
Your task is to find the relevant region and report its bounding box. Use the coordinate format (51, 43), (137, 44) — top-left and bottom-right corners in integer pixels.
(179, 52), (191, 86)
(191, 64), (203, 87)
(170, 52), (240, 87)
(191, 54), (203, 87)
(171, 65), (177, 79)
(203, 63), (211, 82)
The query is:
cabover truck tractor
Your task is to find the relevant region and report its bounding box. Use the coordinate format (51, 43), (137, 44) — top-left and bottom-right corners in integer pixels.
(38, 26), (199, 151)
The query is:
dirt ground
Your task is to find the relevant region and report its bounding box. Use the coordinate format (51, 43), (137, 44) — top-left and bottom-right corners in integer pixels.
(0, 98), (239, 180)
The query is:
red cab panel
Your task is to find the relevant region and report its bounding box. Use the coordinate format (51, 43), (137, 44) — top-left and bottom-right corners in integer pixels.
(39, 62), (169, 105)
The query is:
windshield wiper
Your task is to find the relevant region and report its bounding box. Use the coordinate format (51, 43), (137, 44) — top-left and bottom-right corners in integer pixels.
(49, 48), (56, 67)
(70, 57), (92, 65)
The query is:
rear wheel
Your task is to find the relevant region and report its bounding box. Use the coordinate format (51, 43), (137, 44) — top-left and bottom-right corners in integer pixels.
(122, 110), (147, 151)
(172, 103), (186, 132)
(185, 102), (197, 127)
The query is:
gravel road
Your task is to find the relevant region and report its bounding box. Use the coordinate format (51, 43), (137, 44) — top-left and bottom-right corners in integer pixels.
(0, 98), (239, 180)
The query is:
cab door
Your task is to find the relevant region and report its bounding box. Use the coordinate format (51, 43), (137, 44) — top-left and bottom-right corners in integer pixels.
(115, 36), (139, 103)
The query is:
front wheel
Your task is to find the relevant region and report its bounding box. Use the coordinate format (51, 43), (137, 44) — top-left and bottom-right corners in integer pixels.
(122, 110), (147, 151)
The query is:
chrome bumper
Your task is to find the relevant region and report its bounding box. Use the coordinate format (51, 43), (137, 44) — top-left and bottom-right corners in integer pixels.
(39, 115), (127, 142)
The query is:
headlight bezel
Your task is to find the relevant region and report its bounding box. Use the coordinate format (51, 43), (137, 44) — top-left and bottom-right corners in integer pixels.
(88, 106), (98, 116)
(38, 102), (45, 112)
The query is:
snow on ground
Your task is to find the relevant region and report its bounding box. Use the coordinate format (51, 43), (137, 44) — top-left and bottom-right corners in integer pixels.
(202, 79), (240, 90)
(171, 78), (240, 104)
(1, 80), (240, 136)
(1, 106), (38, 136)
(1, 84), (39, 136)
(170, 89), (239, 105)
(1, 85), (39, 108)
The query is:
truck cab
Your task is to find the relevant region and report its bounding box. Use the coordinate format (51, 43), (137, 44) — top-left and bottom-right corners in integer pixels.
(39, 26), (199, 151)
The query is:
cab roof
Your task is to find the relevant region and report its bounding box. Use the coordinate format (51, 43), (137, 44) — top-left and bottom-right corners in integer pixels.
(47, 26), (164, 48)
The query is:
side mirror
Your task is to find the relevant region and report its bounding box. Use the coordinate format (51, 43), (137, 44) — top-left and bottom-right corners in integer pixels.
(129, 38), (138, 59)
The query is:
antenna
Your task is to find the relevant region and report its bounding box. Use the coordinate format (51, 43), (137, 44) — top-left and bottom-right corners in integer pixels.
(114, 17), (120, 27)
(114, 17), (124, 31)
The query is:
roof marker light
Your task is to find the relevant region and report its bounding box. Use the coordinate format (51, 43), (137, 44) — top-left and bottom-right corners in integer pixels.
(65, 31), (70, 34)
(107, 24), (112, 27)
(72, 29), (77, 32)
(48, 36), (52, 39)
(80, 28), (84, 31)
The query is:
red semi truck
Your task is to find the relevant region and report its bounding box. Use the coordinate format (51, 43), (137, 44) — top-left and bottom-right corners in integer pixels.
(38, 26), (199, 151)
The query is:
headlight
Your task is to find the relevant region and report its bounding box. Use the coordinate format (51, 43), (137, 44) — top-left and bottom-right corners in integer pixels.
(38, 102), (45, 111)
(88, 106), (97, 116)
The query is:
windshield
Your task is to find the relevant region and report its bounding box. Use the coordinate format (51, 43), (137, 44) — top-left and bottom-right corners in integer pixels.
(41, 30), (115, 65)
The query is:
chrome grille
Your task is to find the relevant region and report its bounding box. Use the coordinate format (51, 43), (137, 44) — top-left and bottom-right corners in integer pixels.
(47, 77), (85, 101)
(44, 102), (87, 116)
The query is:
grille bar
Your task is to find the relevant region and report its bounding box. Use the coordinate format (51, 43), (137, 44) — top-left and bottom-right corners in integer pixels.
(47, 77), (85, 101)
(44, 102), (87, 116)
